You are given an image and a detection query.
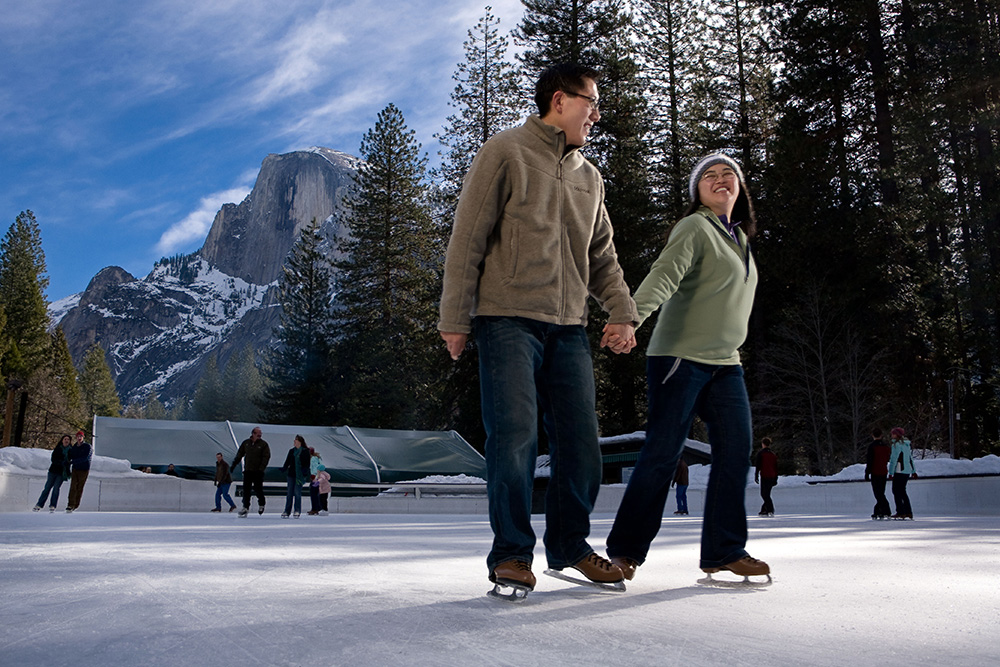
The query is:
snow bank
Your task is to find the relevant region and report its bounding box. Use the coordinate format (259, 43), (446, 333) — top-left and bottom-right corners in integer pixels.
(0, 446), (144, 477)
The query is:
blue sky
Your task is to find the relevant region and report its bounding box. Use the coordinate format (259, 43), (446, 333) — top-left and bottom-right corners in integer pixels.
(1, 0), (525, 301)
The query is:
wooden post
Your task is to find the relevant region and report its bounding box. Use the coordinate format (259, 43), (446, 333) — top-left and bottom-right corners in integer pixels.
(2, 378), (24, 448)
(2, 384), (14, 448)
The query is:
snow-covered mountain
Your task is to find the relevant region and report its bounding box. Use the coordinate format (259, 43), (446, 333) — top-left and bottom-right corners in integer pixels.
(51, 147), (358, 406)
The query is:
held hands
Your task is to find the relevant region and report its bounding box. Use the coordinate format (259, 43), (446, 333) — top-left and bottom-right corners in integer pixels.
(600, 322), (637, 355)
(443, 323), (635, 360)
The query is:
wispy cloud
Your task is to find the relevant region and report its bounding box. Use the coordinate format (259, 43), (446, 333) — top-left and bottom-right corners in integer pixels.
(155, 186), (251, 255)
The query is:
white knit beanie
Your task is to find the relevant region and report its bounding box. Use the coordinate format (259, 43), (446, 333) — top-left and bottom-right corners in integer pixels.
(689, 154), (745, 202)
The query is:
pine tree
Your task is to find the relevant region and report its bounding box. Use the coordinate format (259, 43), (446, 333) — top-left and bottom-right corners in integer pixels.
(78, 344), (122, 428)
(0, 211), (50, 379)
(191, 355), (224, 421)
(221, 345), (263, 422)
(514, 0), (625, 76)
(434, 6), (522, 209)
(261, 217), (337, 425)
(50, 328), (82, 422)
(633, 0), (702, 218)
(333, 104), (443, 429)
(141, 392), (168, 420)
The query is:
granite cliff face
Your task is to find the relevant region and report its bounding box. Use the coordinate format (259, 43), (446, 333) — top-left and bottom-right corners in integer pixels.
(201, 148), (358, 284)
(52, 147), (358, 405)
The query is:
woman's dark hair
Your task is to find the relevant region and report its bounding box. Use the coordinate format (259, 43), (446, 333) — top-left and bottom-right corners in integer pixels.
(294, 435), (307, 447)
(534, 63), (602, 116)
(57, 434), (71, 445)
(683, 174), (758, 240)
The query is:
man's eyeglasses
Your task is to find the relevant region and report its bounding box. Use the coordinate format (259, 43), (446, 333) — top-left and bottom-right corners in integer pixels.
(562, 90), (601, 111)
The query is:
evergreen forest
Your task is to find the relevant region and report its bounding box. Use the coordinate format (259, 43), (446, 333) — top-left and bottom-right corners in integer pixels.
(3, 1), (998, 475)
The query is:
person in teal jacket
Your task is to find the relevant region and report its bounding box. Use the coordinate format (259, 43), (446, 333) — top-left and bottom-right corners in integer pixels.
(887, 427), (917, 519)
(605, 153), (770, 583)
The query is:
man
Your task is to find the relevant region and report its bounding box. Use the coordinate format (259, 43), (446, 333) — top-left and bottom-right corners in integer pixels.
(164, 463), (180, 477)
(755, 437), (778, 516)
(66, 430), (92, 513)
(864, 428), (892, 519)
(231, 427), (270, 517)
(438, 63), (638, 598)
(213, 452), (237, 513)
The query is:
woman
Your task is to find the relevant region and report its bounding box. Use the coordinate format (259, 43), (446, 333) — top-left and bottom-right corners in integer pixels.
(280, 435), (311, 518)
(887, 427), (917, 519)
(33, 435), (73, 512)
(605, 154), (770, 583)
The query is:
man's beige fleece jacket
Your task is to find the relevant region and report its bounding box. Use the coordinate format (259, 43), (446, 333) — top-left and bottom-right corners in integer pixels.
(438, 115), (638, 334)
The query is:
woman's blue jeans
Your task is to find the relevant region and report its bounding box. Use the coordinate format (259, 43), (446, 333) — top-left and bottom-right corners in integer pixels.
(37, 471), (65, 508)
(607, 356), (752, 569)
(284, 477), (302, 514)
(474, 317), (602, 572)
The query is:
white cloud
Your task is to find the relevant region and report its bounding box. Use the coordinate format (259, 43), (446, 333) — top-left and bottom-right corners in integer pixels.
(155, 186), (250, 255)
(250, 10), (348, 107)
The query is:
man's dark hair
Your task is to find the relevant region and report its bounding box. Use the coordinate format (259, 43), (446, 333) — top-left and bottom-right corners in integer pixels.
(534, 63), (602, 116)
(872, 428), (883, 438)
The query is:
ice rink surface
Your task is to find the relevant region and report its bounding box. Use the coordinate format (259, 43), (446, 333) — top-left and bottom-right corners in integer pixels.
(2, 510), (998, 667)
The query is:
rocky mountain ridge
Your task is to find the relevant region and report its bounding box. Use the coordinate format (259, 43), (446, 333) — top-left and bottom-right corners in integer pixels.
(51, 147), (358, 405)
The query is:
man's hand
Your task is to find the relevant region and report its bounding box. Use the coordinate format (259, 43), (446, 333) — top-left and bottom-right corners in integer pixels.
(600, 322), (636, 354)
(440, 331), (469, 361)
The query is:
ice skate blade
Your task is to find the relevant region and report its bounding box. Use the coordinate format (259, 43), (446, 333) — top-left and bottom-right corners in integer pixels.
(697, 573), (772, 589)
(543, 569), (626, 593)
(487, 583), (530, 602)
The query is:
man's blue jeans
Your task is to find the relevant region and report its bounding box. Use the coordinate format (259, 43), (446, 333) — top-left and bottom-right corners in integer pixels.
(607, 356), (752, 569)
(474, 316), (602, 572)
(675, 484), (689, 513)
(215, 483), (235, 510)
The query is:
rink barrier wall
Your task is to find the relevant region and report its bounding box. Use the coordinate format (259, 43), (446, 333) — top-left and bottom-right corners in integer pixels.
(1, 470), (998, 515)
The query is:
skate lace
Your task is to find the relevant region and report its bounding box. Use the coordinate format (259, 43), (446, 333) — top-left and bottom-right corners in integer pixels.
(511, 560), (531, 572)
(586, 552), (615, 572)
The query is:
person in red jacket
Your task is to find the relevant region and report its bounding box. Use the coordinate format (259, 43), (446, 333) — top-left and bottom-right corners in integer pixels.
(754, 437), (778, 516)
(864, 428), (892, 519)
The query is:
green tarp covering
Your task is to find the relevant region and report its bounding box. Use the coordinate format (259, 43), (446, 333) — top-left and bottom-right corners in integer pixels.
(93, 417), (486, 485)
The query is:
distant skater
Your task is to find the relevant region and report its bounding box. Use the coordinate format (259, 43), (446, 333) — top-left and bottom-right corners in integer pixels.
(314, 465), (331, 515)
(755, 437), (778, 516)
(280, 435), (311, 518)
(672, 458), (689, 515)
(308, 448), (324, 515)
(213, 452), (237, 512)
(231, 427), (270, 517)
(65, 430), (92, 513)
(864, 428), (892, 519)
(33, 435), (73, 512)
(887, 427), (917, 519)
